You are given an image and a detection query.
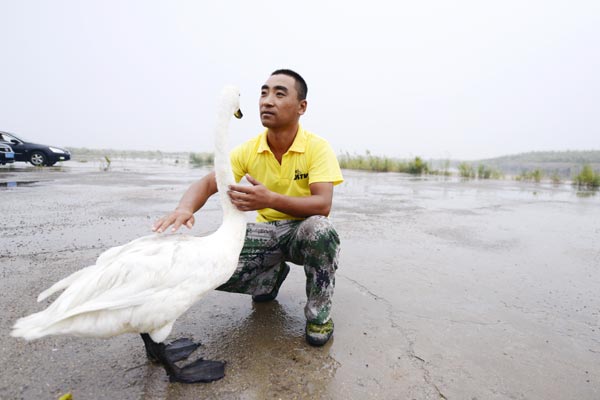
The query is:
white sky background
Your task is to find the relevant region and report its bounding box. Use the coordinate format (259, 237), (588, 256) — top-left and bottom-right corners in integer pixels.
(1, 1), (599, 160)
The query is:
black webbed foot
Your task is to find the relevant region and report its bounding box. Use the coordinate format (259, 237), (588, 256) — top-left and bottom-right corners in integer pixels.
(141, 333), (225, 383)
(163, 338), (201, 363)
(168, 358), (225, 383)
(144, 335), (200, 363)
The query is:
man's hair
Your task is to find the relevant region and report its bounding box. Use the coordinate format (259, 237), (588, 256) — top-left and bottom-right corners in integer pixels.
(271, 69), (308, 100)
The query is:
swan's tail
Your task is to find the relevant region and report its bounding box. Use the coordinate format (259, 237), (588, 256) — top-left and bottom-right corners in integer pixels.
(11, 311), (56, 340)
(12, 279), (174, 341)
(12, 264), (96, 340)
(11, 291), (144, 340)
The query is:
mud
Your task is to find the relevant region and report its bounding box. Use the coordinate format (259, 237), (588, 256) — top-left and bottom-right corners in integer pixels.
(1, 161), (599, 399)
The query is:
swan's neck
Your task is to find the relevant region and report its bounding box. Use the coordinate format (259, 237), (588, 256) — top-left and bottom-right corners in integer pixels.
(213, 107), (245, 220)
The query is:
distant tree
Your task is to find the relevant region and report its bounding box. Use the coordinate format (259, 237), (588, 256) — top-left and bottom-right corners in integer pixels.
(574, 164), (600, 189)
(458, 162), (475, 178)
(407, 157), (428, 175)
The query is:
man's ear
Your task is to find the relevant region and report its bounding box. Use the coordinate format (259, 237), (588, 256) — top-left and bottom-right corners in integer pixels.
(298, 99), (307, 116)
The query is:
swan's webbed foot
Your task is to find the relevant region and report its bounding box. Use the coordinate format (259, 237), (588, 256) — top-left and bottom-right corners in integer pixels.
(164, 338), (201, 363)
(143, 335), (200, 363)
(141, 333), (225, 383)
(168, 358), (225, 383)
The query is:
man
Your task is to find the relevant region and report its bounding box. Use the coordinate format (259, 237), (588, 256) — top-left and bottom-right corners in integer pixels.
(153, 69), (343, 346)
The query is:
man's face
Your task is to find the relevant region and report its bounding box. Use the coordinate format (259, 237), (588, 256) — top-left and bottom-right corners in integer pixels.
(259, 74), (307, 130)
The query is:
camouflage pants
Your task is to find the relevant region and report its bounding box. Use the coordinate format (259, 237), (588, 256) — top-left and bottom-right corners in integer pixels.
(217, 215), (340, 324)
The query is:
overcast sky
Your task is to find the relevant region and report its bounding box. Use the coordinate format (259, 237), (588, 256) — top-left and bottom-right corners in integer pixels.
(1, 1), (599, 160)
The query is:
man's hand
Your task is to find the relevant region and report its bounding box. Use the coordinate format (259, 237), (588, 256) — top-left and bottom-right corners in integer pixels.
(228, 174), (273, 211)
(152, 208), (195, 233)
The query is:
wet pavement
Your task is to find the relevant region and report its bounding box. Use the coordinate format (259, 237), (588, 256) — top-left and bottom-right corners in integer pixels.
(1, 160), (599, 399)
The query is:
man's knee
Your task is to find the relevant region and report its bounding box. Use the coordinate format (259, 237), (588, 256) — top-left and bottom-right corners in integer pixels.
(298, 216), (338, 243)
(296, 216), (340, 265)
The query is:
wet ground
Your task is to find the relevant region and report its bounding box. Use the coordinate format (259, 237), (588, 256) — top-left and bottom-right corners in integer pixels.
(1, 160), (599, 399)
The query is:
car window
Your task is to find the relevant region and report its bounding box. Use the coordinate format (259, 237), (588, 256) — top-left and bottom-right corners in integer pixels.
(0, 133), (21, 143)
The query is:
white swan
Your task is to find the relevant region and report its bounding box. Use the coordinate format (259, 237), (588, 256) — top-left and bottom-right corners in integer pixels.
(11, 85), (246, 383)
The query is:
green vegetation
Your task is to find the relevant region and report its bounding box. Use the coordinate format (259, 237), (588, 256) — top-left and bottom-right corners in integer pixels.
(338, 152), (429, 175)
(573, 164), (600, 189)
(439, 159), (451, 176)
(337, 151), (402, 172)
(531, 169), (543, 183)
(456, 162), (502, 179)
(407, 157), (428, 174)
(515, 169), (544, 183)
(189, 152), (214, 167)
(100, 155), (111, 171)
(458, 162), (476, 178)
(477, 164), (502, 179)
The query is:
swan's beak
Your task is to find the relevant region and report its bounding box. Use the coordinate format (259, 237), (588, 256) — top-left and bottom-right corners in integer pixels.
(234, 109), (243, 119)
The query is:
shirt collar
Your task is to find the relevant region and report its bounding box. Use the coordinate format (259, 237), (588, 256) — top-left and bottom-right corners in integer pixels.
(257, 125), (307, 154)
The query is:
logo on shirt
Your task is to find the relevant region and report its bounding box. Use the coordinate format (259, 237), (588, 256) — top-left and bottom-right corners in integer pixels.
(294, 169), (308, 181)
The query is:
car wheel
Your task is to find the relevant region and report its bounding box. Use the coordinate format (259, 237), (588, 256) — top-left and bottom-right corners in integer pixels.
(30, 151), (47, 166)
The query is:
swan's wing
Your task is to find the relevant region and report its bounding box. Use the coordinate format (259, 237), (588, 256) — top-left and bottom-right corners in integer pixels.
(12, 265), (208, 340)
(37, 286), (182, 325)
(37, 234), (158, 302)
(31, 235), (224, 326)
(37, 264), (95, 302)
(14, 233), (239, 339)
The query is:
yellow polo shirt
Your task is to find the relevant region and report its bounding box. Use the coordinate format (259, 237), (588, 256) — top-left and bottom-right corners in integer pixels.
(230, 125), (344, 222)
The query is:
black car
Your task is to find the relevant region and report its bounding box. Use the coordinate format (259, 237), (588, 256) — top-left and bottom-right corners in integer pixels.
(0, 131), (71, 166)
(0, 143), (15, 165)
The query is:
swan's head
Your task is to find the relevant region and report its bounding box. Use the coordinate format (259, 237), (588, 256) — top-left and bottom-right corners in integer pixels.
(221, 85), (243, 119)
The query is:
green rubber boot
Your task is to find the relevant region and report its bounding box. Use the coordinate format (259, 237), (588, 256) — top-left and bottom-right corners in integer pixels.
(305, 319), (334, 346)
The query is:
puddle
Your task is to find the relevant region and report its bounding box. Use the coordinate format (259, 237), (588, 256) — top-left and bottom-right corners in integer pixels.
(0, 180), (39, 188)
(576, 190), (598, 198)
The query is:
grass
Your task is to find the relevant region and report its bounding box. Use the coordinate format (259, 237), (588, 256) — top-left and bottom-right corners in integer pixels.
(573, 164), (600, 189)
(338, 152), (429, 175)
(339, 153), (509, 178)
(516, 169), (544, 183)
(550, 172), (562, 185)
(454, 162), (503, 179)
(407, 157), (429, 174)
(337, 152), (600, 187)
(189, 152), (214, 167)
(100, 155), (111, 171)
(458, 162), (476, 178)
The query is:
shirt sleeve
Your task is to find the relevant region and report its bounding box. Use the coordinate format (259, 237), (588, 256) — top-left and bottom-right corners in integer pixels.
(308, 138), (344, 186)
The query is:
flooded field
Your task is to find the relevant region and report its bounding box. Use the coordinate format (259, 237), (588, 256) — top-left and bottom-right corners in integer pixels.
(1, 160), (599, 399)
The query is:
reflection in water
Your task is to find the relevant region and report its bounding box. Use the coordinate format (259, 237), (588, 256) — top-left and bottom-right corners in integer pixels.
(211, 301), (338, 398)
(142, 300), (340, 399)
(1, 164), (65, 172)
(0, 180), (39, 188)
(576, 189), (598, 197)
